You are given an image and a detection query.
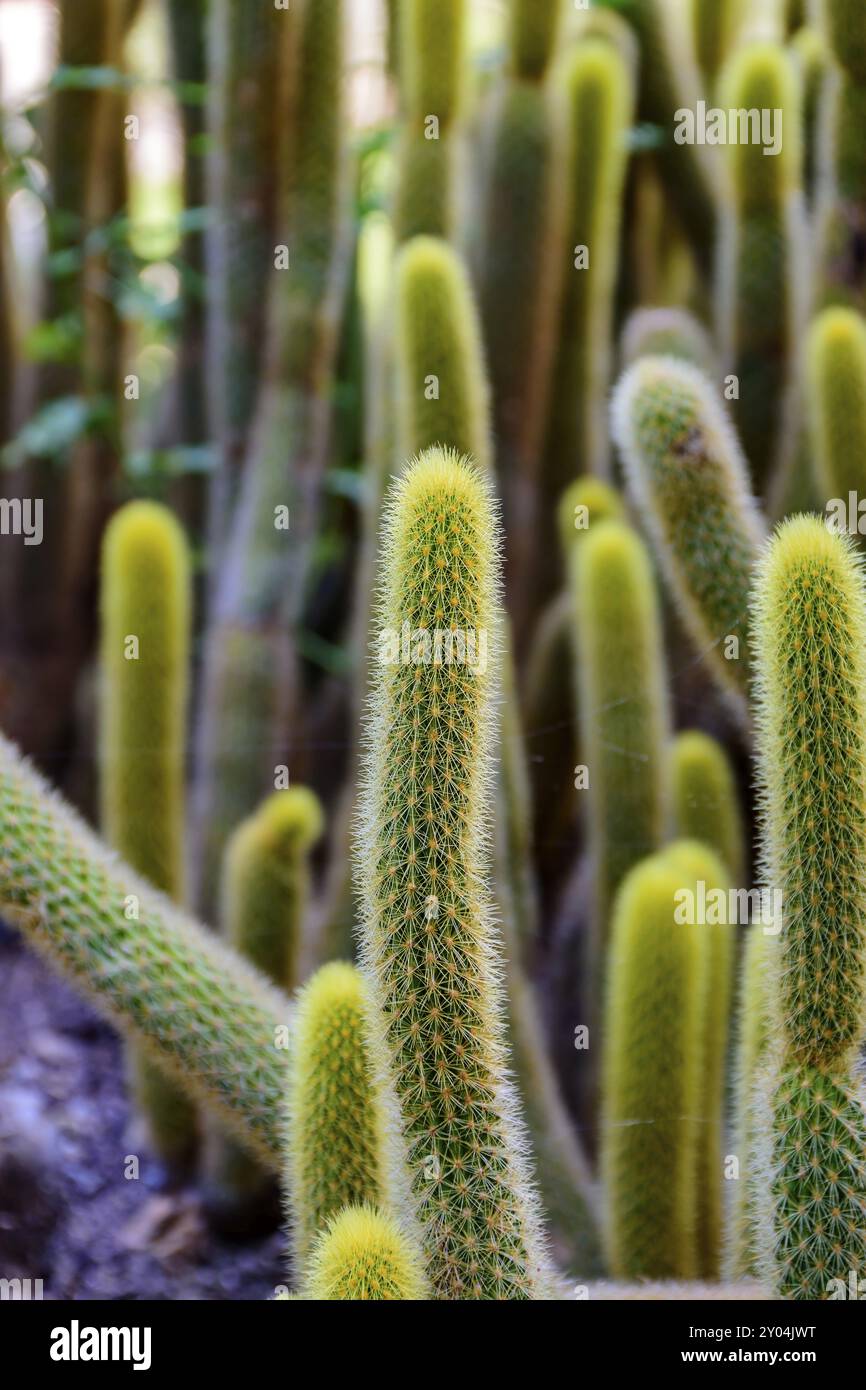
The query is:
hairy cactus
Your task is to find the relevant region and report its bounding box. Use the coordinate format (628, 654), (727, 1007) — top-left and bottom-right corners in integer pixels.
(726, 925), (776, 1280)
(305, 1205), (427, 1301)
(99, 500), (197, 1171)
(670, 730), (746, 884)
(663, 840), (736, 1281)
(206, 788), (324, 1221)
(288, 962), (388, 1272)
(570, 519), (670, 983)
(601, 842), (730, 1280)
(0, 732), (293, 1165)
(751, 516), (866, 1298)
(357, 448), (550, 1299)
(806, 305), (866, 508)
(544, 40), (633, 492)
(392, 0), (466, 241)
(620, 307), (716, 373)
(612, 356), (766, 719)
(715, 43), (807, 503)
(395, 237), (491, 475)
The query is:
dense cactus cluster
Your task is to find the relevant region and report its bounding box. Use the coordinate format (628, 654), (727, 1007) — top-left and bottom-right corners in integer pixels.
(2, 0), (865, 1308)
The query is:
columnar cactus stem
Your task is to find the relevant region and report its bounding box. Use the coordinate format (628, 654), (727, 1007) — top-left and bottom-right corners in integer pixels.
(791, 25), (829, 204)
(690, 0), (744, 84)
(715, 42), (808, 502)
(601, 843), (730, 1280)
(395, 237), (491, 475)
(751, 515), (866, 1298)
(357, 448), (551, 1299)
(612, 356), (766, 720)
(0, 733), (294, 1166)
(392, 0), (466, 242)
(544, 40), (633, 493)
(288, 963), (389, 1273)
(620, 308), (716, 373)
(571, 518), (670, 977)
(670, 730), (746, 884)
(206, 789), (324, 1219)
(99, 501), (197, 1170)
(806, 306), (866, 509)
(726, 925), (776, 1280)
(305, 1206), (427, 1301)
(816, 0), (866, 311)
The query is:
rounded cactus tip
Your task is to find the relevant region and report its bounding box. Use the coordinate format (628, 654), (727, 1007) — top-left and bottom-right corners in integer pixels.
(556, 476), (625, 554)
(307, 1205), (427, 1301)
(102, 497), (189, 564)
(717, 41), (801, 198)
(255, 786), (325, 853)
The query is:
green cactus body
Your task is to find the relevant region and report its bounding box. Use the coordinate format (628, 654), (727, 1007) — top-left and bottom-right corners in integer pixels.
(192, 0), (347, 918)
(395, 237), (491, 475)
(670, 730), (746, 885)
(690, 0), (744, 84)
(612, 356), (766, 719)
(620, 307), (716, 373)
(0, 732), (293, 1166)
(288, 963), (389, 1272)
(99, 501), (196, 1170)
(791, 25), (829, 203)
(715, 43), (808, 502)
(662, 840), (736, 1281)
(600, 845), (719, 1280)
(392, 0), (466, 242)
(726, 925), (776, 1280)
(478, 67), (566, 628)
(751, 516), (866, 1297)
(206, 789), (325, 1217)
(806, 306), (866, 509)
(357, 448), (550, 1299)
(305, 1205), (427, 1301)
(595, 0), (721, 275)
(571, 519), (670, 972)
(544, 40), (633, 492)
(509, 0), (561, 81)
(816, 3), (866, 314)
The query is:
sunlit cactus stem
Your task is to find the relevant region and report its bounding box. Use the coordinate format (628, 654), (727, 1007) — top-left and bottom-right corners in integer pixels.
(304, 1206), (427, 1301)
(806, 306), (866, 512)
(670, 730), (746, 885)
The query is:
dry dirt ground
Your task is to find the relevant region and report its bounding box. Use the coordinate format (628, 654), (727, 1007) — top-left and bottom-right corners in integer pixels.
(0, 922), (288, 1301)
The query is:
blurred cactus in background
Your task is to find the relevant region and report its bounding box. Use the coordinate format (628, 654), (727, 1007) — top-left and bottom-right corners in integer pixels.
(1, 0), (866, 1307)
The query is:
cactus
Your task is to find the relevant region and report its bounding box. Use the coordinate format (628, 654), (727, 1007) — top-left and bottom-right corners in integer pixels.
(726, 925), (776, 1280)
(205, 788), (324, 1222)
(806, 305), (866, 510)
(392, 0), (466, 242)
(288, 963), (389, 1272)
(357, 448), (551, 1299)
(663, 840), (736, 1281)
(570, 519), (670, 980)
(670, 730), (746, 885)
(816, 1), (866, 312)
(544, 40), (633, 493)
(690, 0), (744, 84)
(192, 0), (347, 919)
(612, 356), (766, 719)
(477, 23), (566, 624)
(395, 237), (491, 475)
(0, 732), (293, 1166)
(305, 1206), (427, 1301)
(790, 25), (829, 204)
(601, 843), (729, 1280)
(620, 307), (716, 373)
(751, 515), (866, 1298)
(595, 0), (721, 275)
(99, 501), (197, 1172)
(715, 43), (808, 503)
